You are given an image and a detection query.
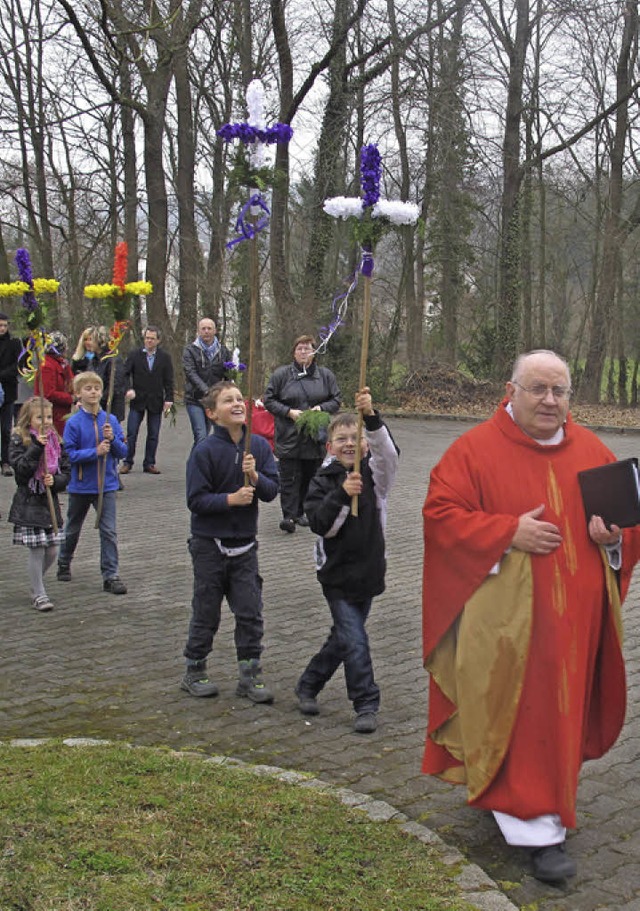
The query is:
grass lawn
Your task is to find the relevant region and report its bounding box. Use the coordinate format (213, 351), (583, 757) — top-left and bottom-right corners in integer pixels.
(0, 742), (476, 911)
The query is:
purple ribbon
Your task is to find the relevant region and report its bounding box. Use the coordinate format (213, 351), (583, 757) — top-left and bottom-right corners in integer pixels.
(226, 194), (271, 249)
(361, 250), (374, 278)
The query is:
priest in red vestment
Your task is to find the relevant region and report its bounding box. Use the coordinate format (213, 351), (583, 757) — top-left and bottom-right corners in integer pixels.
(422, 349), (640, 884)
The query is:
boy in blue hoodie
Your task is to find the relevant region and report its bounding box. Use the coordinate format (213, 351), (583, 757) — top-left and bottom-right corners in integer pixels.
(181, 381), (279, 703)
(57, 371), (128, 594)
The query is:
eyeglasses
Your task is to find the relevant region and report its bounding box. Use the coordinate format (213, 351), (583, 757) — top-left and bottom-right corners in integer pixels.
(513, 381), (573, 400)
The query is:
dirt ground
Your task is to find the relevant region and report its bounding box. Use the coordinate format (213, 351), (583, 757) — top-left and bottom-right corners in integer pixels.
(388, 364), (640, 430)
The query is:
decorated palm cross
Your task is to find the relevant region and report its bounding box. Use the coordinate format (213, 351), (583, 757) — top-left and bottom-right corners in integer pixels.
(84, 241), (153, 524)
(0, 248), (60, 529)
(323, 144), (419, 514)
(217, 79), (293, 479)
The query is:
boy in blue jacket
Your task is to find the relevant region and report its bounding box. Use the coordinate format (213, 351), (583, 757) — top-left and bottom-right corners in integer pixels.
(181, 381), (279, 703)
(57, 371), (128, 594)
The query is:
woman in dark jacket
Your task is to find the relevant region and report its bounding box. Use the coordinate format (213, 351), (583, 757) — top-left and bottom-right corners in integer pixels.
(264, 334), (341, 533)
(71, 327), (99, 374)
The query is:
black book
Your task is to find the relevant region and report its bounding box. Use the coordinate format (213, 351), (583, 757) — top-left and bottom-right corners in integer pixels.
(577, 457), (640, 529)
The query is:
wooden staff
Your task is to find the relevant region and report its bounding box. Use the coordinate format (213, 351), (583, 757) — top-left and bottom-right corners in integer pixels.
(351, 270), (372, 517)
(94, 355), (116, 528)
(36, 348), (58, 533)
(243, 222), (260, 484)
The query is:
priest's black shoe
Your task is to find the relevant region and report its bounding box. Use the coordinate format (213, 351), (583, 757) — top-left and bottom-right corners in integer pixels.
(530, 843), (576, 884)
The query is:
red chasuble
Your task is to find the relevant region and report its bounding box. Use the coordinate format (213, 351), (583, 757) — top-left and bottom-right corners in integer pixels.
(422, 402), (639, 828)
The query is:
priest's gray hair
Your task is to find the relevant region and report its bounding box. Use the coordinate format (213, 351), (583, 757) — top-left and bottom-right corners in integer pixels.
(511, 350), (571, 384)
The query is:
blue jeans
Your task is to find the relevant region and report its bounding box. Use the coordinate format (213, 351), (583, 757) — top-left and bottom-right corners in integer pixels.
(297, 596), (379, 713)
(186, 402), (212, 446)
(58, 491), (119, 579)
(184, 536), (264, 662)
(125, 408), (162, 469)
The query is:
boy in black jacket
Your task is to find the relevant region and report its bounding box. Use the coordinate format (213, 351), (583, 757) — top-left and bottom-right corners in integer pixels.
(295, 388), (399, 733)
(181, 381), (279, 703)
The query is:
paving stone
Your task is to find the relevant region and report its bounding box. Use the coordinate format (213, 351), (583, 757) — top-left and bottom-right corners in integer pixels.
(2, 412), (640, 910)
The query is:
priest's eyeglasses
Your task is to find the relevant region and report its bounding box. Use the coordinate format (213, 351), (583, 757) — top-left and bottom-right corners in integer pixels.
(513, 381), (573, 400)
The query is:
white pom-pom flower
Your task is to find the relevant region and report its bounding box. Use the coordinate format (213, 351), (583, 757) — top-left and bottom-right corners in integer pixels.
(323, 196), (365, 220)
(372, 200), (420, 225)
(246, 80), (266, 129)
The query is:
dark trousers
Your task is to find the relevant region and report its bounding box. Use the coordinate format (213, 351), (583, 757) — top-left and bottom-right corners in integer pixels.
(183, 536), (264, 663)
(279, 456), (321, 520)
(125, 407), (161, 469)
(296, 596), (380, 714)
(0, 400), (12, 465)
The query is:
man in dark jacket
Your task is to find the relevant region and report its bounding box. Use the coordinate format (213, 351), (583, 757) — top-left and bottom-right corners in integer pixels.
(120, 326), (174, 475)
(182, 317), (231, 445)
(0, 313), (24, 476)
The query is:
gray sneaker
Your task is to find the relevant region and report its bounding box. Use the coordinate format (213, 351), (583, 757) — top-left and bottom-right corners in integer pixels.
(181, 665), (219, 698)
(236, 659), (274, 704)
(354, 711), (378, 734)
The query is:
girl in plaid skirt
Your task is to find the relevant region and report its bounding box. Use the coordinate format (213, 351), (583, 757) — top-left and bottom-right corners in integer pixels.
(8, 397), (70, 611)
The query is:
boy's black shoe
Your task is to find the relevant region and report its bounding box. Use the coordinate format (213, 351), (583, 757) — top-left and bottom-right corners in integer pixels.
(530, 844), (577, 883)
(296, 691), (320, 715)
(279, 518), (296, 533)
(103, 577), (127, 595)
(181, 665), (219, 698)
(57, 564), (72, 582)
(294, 515), (310, 527)
(354, 711), (378, 734)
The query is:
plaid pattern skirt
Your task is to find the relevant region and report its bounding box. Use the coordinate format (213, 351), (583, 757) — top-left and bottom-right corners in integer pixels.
(13, 525), (65, 548)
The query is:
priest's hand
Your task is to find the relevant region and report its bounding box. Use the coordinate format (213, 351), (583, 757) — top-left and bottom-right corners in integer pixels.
(512, 504), (562, 554)
(588, 514), (622, 547)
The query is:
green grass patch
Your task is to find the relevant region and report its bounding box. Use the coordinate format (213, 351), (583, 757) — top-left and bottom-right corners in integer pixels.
(0, 742), (475, 911)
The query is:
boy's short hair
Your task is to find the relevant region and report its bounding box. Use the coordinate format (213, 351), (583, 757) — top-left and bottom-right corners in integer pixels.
(327, 412), (357, 440)
(201, 380), (237, 413)
(73, 370), (103, 394)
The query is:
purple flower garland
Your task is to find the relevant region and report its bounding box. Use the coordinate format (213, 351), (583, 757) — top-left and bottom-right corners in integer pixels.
(15, 248), (38, 312)
(217, 123), (293, 145)
(360, 144), (382, 209)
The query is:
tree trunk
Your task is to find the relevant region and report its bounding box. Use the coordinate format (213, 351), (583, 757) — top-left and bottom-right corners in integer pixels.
(581, 0), (638, 402)
(489, 0), (531, 378)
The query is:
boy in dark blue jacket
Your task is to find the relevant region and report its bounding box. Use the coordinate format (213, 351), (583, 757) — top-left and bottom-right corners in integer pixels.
(57, 371), (128, 594)
(181, 381), (279, 703)
(296, 388), (399, 733)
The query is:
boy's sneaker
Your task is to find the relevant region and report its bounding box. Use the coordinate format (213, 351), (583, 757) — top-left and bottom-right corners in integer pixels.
(354, 711), (378, 734)
(181, 665), (219, 698)
(57, 564), (71, 582)
(32, 595), (54, 612)
(279, 518), (296, 533)
(103, 577), (127, 595)
(236, 659), (274, 704)
(296, 690), (320, 715)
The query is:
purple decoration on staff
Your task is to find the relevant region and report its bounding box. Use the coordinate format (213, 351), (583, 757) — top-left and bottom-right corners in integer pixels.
(360, 145), (382, 209)
(226, 194), (271, 249)
(217, 122), (293, 145)
(15, 248), (38, 311)
(360, 249), (374, 278)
